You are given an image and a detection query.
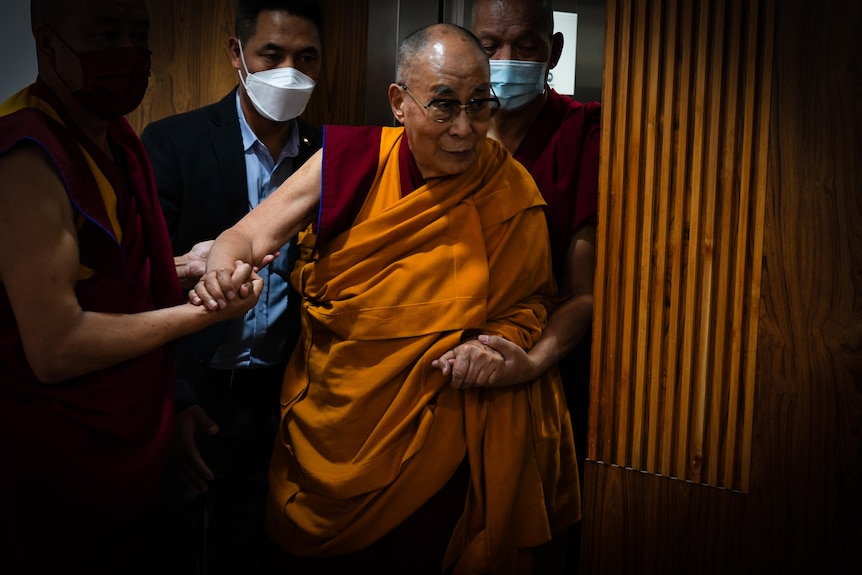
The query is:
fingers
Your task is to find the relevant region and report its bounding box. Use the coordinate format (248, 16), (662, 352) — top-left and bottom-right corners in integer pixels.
(177, 447), (213, 493)
(431, 350), (457, 375)
(238, 269), (264, 299)
(446, 340), (504, 389)
(189, 262), (252, 310)
(254, 250), (281, 272)
(477, 334), (520, 357)
(191, 271), (230, 310)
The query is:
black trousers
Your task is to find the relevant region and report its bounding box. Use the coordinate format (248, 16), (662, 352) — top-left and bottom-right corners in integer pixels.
(144, 363), (285, 575)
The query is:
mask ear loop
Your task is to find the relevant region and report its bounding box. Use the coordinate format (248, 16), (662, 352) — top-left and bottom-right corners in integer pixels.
(44, 26), (83, 93)
(237, 39), (253, 88)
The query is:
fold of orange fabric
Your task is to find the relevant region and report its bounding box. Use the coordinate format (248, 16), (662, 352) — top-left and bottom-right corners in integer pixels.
(267, 126), (580, 573)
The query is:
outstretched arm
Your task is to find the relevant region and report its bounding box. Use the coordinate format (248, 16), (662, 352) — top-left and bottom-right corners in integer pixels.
(0, 145), (262, 384)
(192, 148), (323, 310)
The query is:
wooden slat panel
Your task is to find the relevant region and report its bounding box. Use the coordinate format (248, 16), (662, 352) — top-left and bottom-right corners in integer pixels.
(591, 0), (774, 491)
(583, 0), (861, 571)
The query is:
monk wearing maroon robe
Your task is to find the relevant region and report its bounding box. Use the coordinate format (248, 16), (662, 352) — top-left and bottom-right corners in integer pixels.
(0, 1), (260, 572)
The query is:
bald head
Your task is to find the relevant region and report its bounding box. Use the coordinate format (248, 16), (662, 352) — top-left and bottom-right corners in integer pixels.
(396, 23), (488, 86)
(471, 0), (555, 43)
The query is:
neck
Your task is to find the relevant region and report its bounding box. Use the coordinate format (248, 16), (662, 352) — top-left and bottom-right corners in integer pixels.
(240, 91), (294, 161)
(487, 90), (548, 154)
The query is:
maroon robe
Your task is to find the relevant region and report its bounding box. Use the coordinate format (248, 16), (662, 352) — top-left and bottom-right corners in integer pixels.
(513, 88), (601, 280)
(0, 80), (183, 572)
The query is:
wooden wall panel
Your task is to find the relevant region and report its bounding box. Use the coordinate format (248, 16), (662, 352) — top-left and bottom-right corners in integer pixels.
(590, 0), (774, 492)
(127, 0), (368, 134)
(301, 0), (368, 127)
(583, 0), (862, 572)
(127, 0), (238, 133)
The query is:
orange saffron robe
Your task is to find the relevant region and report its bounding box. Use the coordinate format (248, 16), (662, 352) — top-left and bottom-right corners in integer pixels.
(267, 126), (580, 573)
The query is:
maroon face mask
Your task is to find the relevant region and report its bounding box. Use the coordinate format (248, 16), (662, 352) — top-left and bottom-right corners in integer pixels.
(52, 31), (152, 120)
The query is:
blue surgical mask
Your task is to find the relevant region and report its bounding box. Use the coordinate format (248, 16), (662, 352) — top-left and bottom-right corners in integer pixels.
(489, 60), (547, 111)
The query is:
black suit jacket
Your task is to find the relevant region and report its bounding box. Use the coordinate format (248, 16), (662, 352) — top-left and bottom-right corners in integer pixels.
(141, 88), (322, 409)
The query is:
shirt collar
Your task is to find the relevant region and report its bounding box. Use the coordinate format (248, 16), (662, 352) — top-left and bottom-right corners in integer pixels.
(235, 90), (300, 160)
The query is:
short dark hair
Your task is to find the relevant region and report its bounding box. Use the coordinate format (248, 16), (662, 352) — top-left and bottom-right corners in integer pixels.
(235, 0), (322, 43)
(396, 23), (487, 85)
(30, 0), (66, 32)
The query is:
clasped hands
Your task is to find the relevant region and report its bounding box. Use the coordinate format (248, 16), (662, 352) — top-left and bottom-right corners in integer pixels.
(186, 248), (279, 311)
(431, 334), (537, 389)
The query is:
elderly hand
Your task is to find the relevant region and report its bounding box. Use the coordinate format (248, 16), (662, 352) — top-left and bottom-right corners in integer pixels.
(431, 338), (505, 388)
(189, 260), (259, 311)
(431, 334), (538, 388)
(173, 240), (213, 289)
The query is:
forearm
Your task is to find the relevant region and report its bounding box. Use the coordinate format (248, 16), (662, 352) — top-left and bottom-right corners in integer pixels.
(28, 302), (220, 384)
(525, 292), (594, 378)
(207, 227), (257, 271)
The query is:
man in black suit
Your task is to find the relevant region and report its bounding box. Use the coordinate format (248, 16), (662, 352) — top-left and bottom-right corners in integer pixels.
(140, 1), (323, 573)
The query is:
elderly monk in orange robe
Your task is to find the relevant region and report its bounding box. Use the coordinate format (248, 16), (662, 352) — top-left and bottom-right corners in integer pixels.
(192, 22), (579, 575)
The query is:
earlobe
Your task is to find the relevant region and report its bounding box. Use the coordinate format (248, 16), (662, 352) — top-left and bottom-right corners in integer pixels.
(228, 37), (243, 71)
(33, 23), (55, 64)
(388, 83), (405, 123)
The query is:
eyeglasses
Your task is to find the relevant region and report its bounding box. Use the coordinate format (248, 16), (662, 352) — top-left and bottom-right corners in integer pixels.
(399, 83), (500, 123)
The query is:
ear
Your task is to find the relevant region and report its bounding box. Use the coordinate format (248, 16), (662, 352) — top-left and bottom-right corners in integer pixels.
(549, 32), (564, 70)
(33, 23), (56, 66)
(389, 83), (406, 125)
(228, 37), (243, 71)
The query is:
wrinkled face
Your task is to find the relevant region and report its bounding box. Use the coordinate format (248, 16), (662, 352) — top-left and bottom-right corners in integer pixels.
(231, 10), (322, 81)
(390, 34), (492, 180)
(472, 0), (552, 64)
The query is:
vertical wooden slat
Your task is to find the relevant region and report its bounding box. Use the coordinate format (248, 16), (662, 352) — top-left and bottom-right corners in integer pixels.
(739, 0), (775, 491)
(606, 0), (632, 463)
(720, 0), (747, 488)
(590, 0), (619, 462)
(701, 0), (729, 487)
(646, 0), (675, 474)
(615, 0), (642, 466)
(628, 0), (652, 468)
(675, 0), (710, 480)
(660, 0), (693, 477)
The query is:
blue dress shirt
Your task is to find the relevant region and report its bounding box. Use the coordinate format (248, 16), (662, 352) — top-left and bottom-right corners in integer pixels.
(209, 94), (300, 369)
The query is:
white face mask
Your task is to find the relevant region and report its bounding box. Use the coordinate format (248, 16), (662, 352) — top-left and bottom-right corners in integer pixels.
(489, 60), (547, 111)
(238, 41), (316, 122)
